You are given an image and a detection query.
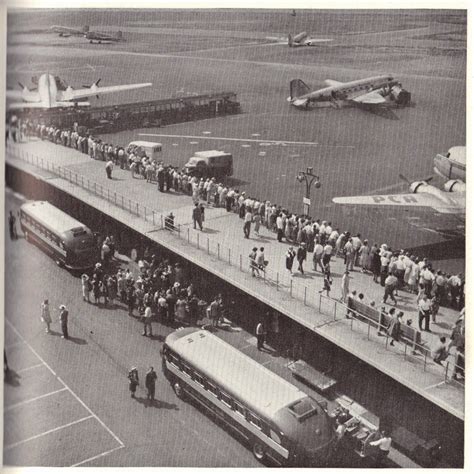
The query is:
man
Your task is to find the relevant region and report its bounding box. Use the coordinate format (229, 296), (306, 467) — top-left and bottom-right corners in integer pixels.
(8, 211), (17, 240)
(313, 239), (324, 272)
(341, 271), (350, 303)
(59, 304), (69, 339)
(369, 431), (392, 467)
(208, 297), (220, 328)
(296, 243), (307, 274)
(192, 203), (203, 231)
(256, 247), (266, 273)
(418, 293), (432, 332)
(243, 209), (252, 238)
(256, 321), (265, 351)
(249, 247), (259, 277)
(383, 272), (398, 305)
(40, 299), (52, 334)
(142, 304), (153, 337)
(432, 336), (449, 365)
(276, 213), (284, 242)
(105, 159), (114, 179)
(285, 247), (296, 276)
(322, 243), (333, 270)
(145, 366), (158, 401)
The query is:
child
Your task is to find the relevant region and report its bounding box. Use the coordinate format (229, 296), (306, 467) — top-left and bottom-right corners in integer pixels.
(128, 367), (139, 398)
(319, 270), (333, 297)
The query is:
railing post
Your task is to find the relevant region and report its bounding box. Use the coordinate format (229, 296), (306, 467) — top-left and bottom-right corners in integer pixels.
(144, 206), (147, 222)
(276, 272), (279, 291)
(128, 199), (132, 213)
(367, 323), (370, 340)
(197, 233), (200, 249)
(228, 248), (231, 265)
(136, 203), (139, 216)
(423, 351), (428, 372)
(404, 342), (408, 360)
(94, 182), (96, 194)
(114, 192), (117, 205)
(304, 287), (307, 305)
(445, 362), (449, 382)
(107, 189), (110, 201)
(217, 243), (220, 260)
(334, 300), (337, 321)
(178, 224), (181, 236)
(187, 228), (190, 243)
(82, 176), (84, 187)
(290, 279), (293, 297)
(207, 237), (210, 254)
(122, 195), (124, 209)
(239, 254), (242, 271)
(161, 214), (164, 229)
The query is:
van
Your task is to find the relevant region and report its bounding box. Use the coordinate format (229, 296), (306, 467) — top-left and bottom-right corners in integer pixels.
(127, 141), (162, 161)
(184, 150), (233, 178)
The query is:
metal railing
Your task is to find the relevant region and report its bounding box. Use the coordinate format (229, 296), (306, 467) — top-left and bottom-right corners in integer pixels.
(5, 142), (466, 387)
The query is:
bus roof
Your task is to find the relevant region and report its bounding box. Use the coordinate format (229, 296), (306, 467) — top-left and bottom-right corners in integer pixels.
(21, 201), (86, 235)
(167, 329), (306, 419)
(128, 141), (162, 148)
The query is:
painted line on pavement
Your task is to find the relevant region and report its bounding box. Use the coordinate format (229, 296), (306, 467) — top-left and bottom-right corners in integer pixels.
(4, 415), (94, 451)
(5, 319), (125, 448)
(140, 133), (320, 147)
(16, 363), (44, 374)
(5, 387), (68, 412)
(72, 445), (125, 467)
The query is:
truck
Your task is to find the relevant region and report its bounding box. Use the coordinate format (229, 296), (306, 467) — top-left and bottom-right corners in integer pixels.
(183, 150), (233, 178)
(127, 141), (162, 161)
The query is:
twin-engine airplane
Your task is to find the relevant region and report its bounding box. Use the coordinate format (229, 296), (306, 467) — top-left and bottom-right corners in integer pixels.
(6, 73), (152, 110)
(288, 74), (411, 109)
(84, 30), (125, 44)
(288, 31), (333, 47)
(332, 147), (466, 215)
(50, 25), (89, 37)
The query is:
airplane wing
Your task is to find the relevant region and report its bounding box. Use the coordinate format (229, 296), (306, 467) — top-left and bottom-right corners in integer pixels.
(350, 90), (386, 105)
(7, 102), (51, 110)
(6, 90), (25, 100)
(332, 193), (465, 214)
(324, 79), (343, 87)
(61, 82), (152, 101)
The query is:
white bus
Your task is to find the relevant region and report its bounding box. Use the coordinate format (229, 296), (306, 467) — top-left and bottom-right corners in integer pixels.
(20, 201), (97, 271)
(162, 328), (335, 466)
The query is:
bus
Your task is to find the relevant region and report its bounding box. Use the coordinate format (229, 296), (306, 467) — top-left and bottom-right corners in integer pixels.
(19, 201), (97, 271)
(162, 328), (335, 466)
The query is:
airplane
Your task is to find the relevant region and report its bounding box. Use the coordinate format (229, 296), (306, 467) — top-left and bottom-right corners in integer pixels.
(84, 30), (125, 44)
(6, 73), (152, 110)
(288, 31), (333, 47)
(332, 151), (466, 215)
(288, 74), (411, 109)
(50, 25), (89, 37)
(434, 146), (466, 182)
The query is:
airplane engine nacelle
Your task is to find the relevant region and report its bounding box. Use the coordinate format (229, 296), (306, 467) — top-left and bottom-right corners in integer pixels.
(409, 181), (429, 193)
(390, 85), (411, 105)
(443, 179), (465, 193)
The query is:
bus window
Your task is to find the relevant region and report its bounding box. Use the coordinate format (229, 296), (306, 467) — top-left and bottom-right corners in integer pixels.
(207, 382), (219, 398)
(248, 412), (262, 430)
(220, 391), (233, 408)
(234, 401), (246, 418)
(182, 364), (193, 378)
(167, 352), (180, 368)
(194, 373), (205, 387)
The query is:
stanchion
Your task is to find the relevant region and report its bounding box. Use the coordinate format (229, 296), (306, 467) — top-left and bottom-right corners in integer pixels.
(240, 254), (242, 271)
(367, 323), (370, 340)
(187, 228), (190, 243)
(290, 279), (293, 297)
(114, 192), (117, 205)
(304, 287), (307, 306)
(197, 233), (200, 249)
(136, 203), (139, 216)
(207, 237), (210, 254)
(122, 196), (124, 209)
(334, 300), (337, 320)
(217, 243), (220, 260)
(276, 273), (279, 291)
(152, 211), (155, 225)
(228, 248), (231, 264)
(161, 215), (164, 229)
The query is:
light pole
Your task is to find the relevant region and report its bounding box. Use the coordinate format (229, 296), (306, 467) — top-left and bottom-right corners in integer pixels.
(296, 167), (321, 216)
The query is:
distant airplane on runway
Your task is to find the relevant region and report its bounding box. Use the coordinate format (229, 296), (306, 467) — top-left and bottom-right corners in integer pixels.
(332, 148), (466, 215)
(50, 25), (89, 37)
(6, 73), (152, 109)
(288, 31), (332, 47)
(85, 30), (125, 44)
(288, 74), (411, 109)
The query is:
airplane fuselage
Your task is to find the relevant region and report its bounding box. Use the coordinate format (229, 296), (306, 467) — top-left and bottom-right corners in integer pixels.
(303, 75), (395, 103)
(434, 146), (466, 181)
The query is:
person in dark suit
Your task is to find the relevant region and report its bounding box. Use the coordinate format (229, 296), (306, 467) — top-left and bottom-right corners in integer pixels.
(296, 243), (307, 274)
(145, 367), (158, 401)
(59, 305), (69, 339)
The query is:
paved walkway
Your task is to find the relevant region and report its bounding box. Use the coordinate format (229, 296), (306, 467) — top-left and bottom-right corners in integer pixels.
(5, 139), (464, 420)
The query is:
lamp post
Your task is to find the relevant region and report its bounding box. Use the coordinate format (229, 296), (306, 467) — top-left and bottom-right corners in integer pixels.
(296, 167), (321, 216)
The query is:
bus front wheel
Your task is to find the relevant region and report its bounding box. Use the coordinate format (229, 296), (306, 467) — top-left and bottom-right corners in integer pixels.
(252, 442), (265, 461)
(173, 382), (185, 400)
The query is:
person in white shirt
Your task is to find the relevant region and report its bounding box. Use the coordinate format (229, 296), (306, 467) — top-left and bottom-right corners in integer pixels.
(313, 239), (325, 272)
(418, 294), (432, 332)
(370, 431), (392, 467)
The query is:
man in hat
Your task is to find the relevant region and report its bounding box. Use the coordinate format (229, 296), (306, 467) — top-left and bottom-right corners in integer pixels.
(145, 366), (158, 401)
(297, 243), (307, 274)
(40, 299), (52, 334)
(59, 304), (69, 339)
(192, 203), (203, 230)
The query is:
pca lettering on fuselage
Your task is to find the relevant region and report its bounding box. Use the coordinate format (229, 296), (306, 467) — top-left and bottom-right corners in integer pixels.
(372, 195), (418, 204)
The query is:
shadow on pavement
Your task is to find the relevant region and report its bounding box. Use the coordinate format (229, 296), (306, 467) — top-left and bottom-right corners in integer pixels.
(68, 336), (88, 345)
(134, 397), (179, 410)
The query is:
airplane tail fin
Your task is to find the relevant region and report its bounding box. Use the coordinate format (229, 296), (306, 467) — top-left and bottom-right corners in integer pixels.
(290, 79), (310, 100)
(83, 25), (89, 33)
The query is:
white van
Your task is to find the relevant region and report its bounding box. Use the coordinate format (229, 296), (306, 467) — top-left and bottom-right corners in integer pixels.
(127, 141), (162, 160)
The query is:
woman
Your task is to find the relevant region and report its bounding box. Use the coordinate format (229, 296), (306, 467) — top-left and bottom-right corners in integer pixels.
(128, 367), (139, 398)
(341, 271), (350, 303)
(372, 249), (382, 283)
(387, 311), (403, 346)
(285, 247), (296, 276)
(81, 274), (90, 302)
(253, 213), (261, 236)
(359, 240), (370, 273)
(319, 269), (333, 297)
(40, 299), (52, 334)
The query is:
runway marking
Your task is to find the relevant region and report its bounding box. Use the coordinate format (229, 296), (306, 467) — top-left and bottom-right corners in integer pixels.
(4, 387), (68, 412)
(4, 415), (94, 451)
(140, 133), (321, 147)
(72, 445), (125, 467)
(17, 363), (44, 373)
(5, 319), (125, 449)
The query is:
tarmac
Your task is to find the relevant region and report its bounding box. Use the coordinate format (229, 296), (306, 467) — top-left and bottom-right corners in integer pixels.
(5, 138), (464, 421)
